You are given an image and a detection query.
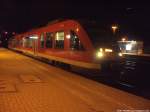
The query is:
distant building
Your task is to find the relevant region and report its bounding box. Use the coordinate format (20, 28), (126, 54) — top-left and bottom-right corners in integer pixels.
(118, 40), (143, 55)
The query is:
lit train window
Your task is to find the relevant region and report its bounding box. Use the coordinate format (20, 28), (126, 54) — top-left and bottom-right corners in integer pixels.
(70, 30), (84, 51)
(55, 31), (64, 49)
(12, 39), (17, 47)
(46, 32), (53, 48)
(28, 39), (33, 48)
(9, 39), (16, 47)
(23, 37), (33, 48)
(40, 33), (45, 48)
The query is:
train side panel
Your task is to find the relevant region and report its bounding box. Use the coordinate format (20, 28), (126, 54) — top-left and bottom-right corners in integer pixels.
(9, 20), (101, 69)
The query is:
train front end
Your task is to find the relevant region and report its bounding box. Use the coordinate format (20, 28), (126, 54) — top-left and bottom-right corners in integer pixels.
(80, 20), (123, 70)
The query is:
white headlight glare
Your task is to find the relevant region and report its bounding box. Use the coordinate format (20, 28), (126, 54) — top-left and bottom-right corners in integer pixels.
(118, 53), (123, 57)
(97, 52), (103, 58)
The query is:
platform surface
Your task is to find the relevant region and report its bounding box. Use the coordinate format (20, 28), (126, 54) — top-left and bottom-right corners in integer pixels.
(0, 48), (149, 112)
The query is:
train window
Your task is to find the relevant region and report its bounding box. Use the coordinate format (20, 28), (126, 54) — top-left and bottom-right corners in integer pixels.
(22, 37), (33, 48)
(40, 33), (45, 48)
(22, 38), (26, 47)
(9, 38), (16, 47)
(46, 32), (53, 48)
(55, 31), (64, 49)
(19, 40), (23, 47)
(15, 39), (19, 46)
(70, 30), (85, 50)
(28, 38), (33, 48)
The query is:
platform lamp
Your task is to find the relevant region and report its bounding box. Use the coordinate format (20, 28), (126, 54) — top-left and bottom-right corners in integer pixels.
(111, 24), (119, 46)
(111, 25), (118, 35)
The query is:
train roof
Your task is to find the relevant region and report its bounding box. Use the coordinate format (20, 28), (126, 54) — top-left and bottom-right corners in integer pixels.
(13, 19), (117, 49)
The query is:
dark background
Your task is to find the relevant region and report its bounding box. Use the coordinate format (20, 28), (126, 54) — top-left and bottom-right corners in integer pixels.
(0, 0), (150, 47)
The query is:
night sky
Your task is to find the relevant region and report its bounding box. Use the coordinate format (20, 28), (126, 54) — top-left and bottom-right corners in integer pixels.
(0, 0), (150, 45)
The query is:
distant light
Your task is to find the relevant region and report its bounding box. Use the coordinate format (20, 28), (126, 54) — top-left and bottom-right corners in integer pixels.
(131, 40), (136, 44)
(105, 49), (113, 52)
(126, 44), (132, 50)
(66, 34), (70, 39)
(112, 26), (117, 29)
(118, 53), (123, 57)
(122, 38), (126, 42)
(5, 32), (8, 35)
(111, 25), (118, 34)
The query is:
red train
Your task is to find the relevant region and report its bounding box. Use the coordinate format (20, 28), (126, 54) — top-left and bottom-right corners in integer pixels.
(8, 19), (122, 70)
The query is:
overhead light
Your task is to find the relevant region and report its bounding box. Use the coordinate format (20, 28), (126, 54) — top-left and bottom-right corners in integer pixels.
(29, 36), (38, 39)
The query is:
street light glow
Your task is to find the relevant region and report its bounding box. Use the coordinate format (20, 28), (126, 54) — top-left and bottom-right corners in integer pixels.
(122, 38), (126, 42)
(111, 25), (118, 34)
(112, 26), (117, 30)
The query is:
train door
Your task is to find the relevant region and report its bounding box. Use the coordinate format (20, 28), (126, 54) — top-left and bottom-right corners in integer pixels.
(33, 39), (38, 55)
(30, 36), (38, 55)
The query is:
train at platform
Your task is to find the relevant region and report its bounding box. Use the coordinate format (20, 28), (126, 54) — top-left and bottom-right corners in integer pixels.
(8, 19), (122, 70)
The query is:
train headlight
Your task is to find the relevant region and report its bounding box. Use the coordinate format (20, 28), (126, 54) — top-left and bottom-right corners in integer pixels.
(118, 52), (123, 57)
(105, 48), (113, 52)
(97, 52), (104, 58)
(96, 48), (113, 58)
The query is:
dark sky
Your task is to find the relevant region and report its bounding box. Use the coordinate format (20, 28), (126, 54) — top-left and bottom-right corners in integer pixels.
(0, 0), (150, 43)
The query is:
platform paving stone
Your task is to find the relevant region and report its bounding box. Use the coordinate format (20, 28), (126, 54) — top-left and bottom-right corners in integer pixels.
(19, 75), (42, 83)
(0, 80), (16, 92)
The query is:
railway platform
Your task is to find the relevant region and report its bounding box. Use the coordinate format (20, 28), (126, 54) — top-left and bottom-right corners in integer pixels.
(0, 48), (149, 112)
